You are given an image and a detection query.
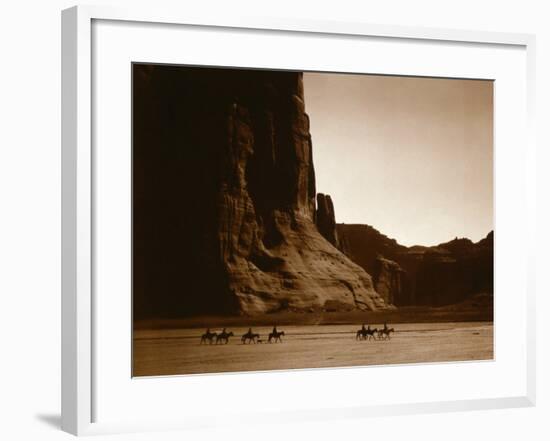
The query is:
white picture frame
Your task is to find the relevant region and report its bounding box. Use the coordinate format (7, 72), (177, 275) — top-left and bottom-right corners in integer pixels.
(62, 5), (536, 436)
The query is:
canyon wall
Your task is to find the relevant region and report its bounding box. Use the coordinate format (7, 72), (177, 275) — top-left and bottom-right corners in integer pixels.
(133, 65), (389, 318)
(337, 224), (494, 306)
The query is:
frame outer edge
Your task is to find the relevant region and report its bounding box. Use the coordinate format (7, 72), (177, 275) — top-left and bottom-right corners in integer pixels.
(62, 5), (93, 435)
(525, 34), (537, 407)
(80, 5), (533, 46)
(61, 5), (536, 434)
(61, 6), (78, 435)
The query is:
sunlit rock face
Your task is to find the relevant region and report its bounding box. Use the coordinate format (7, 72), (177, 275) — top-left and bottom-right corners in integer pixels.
(133, 65), (389, 318)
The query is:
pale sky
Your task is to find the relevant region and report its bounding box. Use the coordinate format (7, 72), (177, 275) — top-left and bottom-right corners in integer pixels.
(303, 73), (493, 247)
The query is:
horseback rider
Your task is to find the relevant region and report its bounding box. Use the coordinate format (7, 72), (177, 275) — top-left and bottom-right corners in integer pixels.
(362, 323), (367, 331)
(272, 325), (277, 334)
(242, 327), (256, 344)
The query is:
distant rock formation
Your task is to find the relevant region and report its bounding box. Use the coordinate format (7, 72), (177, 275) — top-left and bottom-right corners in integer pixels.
(133, 65), (389, 318)
(372, 256), (405, 305)
(337, 225), (493, 306)
(413, 232), (494, 306)
(316, 193), (338, 246)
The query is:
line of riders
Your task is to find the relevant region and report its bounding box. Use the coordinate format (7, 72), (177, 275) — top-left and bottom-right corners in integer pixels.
(199, 322), (395, 345)
(356, 322), (395, 340)
(200, 326), (285, 345)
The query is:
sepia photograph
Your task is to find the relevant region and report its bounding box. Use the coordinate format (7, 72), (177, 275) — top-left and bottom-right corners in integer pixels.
(132, 63), (494, 377)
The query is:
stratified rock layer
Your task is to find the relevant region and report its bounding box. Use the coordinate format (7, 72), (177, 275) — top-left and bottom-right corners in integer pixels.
(133, 65), (388, 318)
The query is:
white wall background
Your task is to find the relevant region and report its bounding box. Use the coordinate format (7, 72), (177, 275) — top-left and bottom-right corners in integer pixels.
(0, 1), (547, 440)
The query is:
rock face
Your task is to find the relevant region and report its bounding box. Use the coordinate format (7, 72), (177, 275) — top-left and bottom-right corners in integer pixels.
(334, 224), (411, 304)
(316, 193), (338, 246)
(372, 256), (405, 305)
(337, 225), (493, 306)
(413, 233), (494, 306)
(133, 65), (389, 318)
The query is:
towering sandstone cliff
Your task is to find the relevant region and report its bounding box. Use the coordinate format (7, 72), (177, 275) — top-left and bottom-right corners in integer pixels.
(133, 65), (389, 318)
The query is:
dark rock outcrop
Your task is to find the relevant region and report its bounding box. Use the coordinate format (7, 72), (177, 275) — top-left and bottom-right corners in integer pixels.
(316, 193), (338, 246)
(335, 224), (407, 272)
(372, 256), (406, 305)
(337, 225), (493, 306)
(133, 65), (389, 318)
(413, 232), (494, 306)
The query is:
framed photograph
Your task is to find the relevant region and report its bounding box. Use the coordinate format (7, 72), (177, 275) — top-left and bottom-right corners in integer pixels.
(62, 5), (536, 436)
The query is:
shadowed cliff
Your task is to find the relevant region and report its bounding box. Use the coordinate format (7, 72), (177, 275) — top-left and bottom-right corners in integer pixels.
(336, 224), (493, 306)
(133, 64), (389, 319)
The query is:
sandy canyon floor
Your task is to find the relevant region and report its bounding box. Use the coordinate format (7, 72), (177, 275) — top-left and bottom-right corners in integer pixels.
(133, 321), (493, 377)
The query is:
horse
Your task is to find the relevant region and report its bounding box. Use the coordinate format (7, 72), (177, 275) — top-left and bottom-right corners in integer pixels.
(268, 330), (285, 343)
(367, 327), (378, 340)
(200, 329), (217, 345)
(378, 328), (395, 340)
(356, 327), (368, 340)
(356, 325), (375, 341)
(215, 330), (234, 344)
(241, 330), (259, 344)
